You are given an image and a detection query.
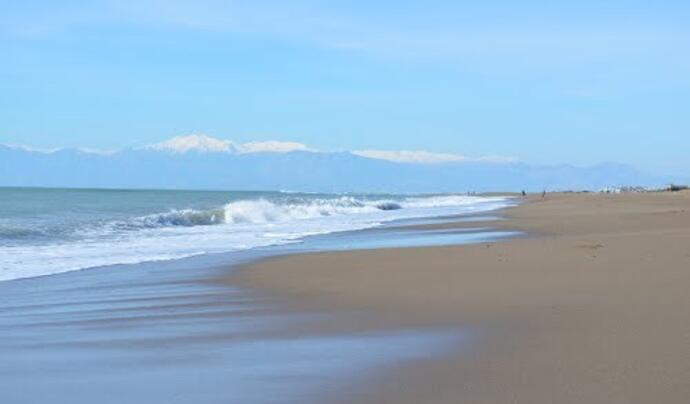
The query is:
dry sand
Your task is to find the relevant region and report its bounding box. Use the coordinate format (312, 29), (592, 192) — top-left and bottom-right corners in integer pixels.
(228, 192), (690, 403)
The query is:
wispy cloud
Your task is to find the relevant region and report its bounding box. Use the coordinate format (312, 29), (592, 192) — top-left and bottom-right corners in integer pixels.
(4, 1), (688, 72)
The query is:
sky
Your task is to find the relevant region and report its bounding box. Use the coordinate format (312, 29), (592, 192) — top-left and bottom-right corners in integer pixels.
(2, 1), (689, 175)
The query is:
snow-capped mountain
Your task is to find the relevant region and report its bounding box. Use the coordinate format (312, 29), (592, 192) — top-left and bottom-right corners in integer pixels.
(0, 135), (671, 192)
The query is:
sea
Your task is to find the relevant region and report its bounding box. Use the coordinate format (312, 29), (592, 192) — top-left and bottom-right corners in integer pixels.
(0, 187), (511, 282)
(0, 187), (515, 403)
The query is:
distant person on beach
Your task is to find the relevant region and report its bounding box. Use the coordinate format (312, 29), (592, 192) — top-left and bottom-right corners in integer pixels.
(521, 190), (526, 197)
(542, 190), (546, 198)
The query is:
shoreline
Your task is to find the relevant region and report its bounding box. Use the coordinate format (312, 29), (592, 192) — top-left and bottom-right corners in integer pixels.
(0, 190), (511, 283)
(0, 194), (516, 404)
(227, 191), (690, 403)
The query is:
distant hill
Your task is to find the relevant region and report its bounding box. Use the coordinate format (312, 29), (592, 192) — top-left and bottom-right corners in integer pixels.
(0, 138), (671, 193)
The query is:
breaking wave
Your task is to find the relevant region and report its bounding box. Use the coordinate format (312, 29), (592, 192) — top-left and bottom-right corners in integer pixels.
(128, 209), (226, 228)
(0, 191), (512, 282)
(108, 195), (492, 230)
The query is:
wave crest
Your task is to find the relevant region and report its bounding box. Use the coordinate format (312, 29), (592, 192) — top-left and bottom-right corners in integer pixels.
(141, 209), (226, 227)
(104, 195), (504, 231)
(223, 198), (377, 224)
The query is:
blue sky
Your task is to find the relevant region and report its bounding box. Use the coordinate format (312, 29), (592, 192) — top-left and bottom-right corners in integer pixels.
(2, 1), (689, 174)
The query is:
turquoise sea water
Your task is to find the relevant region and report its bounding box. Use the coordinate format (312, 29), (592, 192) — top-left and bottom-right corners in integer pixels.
(0, 187), (511, 281)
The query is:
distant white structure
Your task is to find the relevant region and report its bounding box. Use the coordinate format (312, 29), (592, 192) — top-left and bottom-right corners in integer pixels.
(599, 186), (653, 193)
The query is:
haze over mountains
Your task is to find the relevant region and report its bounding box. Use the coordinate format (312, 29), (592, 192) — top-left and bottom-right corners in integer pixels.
(0, 135), (672, 193)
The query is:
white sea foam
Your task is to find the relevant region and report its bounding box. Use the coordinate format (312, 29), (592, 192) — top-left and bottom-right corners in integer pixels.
(0, 194), (512, 282)
(120, 195), (492, 228)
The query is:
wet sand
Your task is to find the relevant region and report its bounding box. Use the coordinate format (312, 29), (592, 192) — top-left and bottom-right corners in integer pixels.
(0, 225), (485, 404)
(230, 192), (690, 403)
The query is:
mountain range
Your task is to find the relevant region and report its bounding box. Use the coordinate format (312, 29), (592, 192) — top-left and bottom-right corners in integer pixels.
(0, 135), (675, 193)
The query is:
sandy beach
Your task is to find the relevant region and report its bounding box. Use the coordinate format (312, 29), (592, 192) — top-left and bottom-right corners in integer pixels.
(230, 191), (690, 403)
